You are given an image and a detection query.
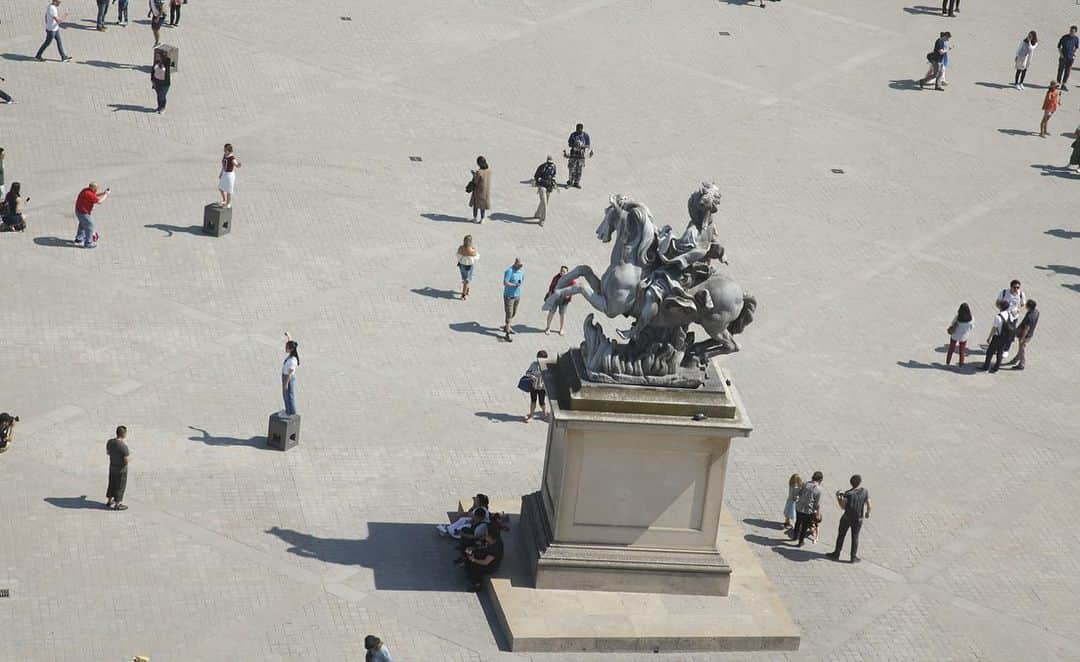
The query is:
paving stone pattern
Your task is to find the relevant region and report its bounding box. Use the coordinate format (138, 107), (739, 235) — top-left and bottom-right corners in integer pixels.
(1, 0), (1078, 660)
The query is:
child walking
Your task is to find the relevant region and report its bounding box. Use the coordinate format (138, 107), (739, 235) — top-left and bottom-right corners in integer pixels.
(1039, 82), (1060, 137)
(783, 473), (803, 532)
(946, 303), (974, 367)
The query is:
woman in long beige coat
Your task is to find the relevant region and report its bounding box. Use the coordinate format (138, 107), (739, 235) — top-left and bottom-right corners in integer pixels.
(468, 155), (491, 223)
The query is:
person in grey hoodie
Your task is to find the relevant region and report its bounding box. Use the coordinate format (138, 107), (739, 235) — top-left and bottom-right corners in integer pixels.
(793, 471), (823, 546)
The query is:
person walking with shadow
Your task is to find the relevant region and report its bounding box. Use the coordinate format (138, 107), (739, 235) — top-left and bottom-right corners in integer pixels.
(456, 234), (479, 300)
(467, 156), (491, 223)
(151, 49), (171, 114)
(919, 32), (950, 91)
(148, 0), (165, 46)
(1005, 300), (1038, 370)
(1056, 26), (1078, 92)
(34, 0), (73, 62)
(533, 155), (556, 227)
(793, 471), (823, 547)
(1039, 81), (1060, 138)
(981, 300), (1015, 373)
(168, 0), (182, 26)
(502, 258), (524, 342)
(105, 426), (131, 510)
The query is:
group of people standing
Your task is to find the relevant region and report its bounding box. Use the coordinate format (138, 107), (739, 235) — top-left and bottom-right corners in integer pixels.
(783, 472), (872, 563)
(944, 279), (1040, 372)
(464, 123), (594, 227)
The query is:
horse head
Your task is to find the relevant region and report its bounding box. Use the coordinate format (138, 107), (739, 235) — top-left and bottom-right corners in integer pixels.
(598, 194), (656, 268)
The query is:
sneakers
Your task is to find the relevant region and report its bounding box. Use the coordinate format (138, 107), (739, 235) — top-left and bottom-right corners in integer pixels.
(61, 56), (73, 62)
(1015, 83), (1024, 90)
(435, 524), (449, 536)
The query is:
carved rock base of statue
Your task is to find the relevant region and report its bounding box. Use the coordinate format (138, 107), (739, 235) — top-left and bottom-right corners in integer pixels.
(483, 353), (800, 653)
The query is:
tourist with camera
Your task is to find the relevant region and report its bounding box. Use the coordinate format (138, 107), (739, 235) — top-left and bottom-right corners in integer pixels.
(827, 475), (872, 564)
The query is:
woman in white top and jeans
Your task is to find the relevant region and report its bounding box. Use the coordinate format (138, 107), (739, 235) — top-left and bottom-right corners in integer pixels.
(282, 335), (299, 416)
(456, 234), (479, 300)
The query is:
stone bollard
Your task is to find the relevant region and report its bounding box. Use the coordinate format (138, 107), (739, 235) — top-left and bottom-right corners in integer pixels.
(267, 412), (300, 451)
(203, 203), (231, 237)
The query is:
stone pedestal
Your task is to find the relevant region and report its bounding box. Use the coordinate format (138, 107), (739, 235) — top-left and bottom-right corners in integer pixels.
(203, 203), (231, 237)
(154, 43), (179, 71)
(267, 412), (300, 451)
(523, 350), (751, 596)
(487, 350), (800, 652)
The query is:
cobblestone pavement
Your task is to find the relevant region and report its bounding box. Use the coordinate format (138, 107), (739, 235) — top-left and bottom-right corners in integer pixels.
(1, 1), (1078, 660)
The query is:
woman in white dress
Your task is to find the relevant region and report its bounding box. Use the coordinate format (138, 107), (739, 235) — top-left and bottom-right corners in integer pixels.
(1014, 31), (1037, 90)
(217, 143), (242, 208)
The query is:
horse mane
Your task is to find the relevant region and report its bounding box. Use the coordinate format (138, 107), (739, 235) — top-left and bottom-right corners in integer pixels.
(611, 196), (656, 266)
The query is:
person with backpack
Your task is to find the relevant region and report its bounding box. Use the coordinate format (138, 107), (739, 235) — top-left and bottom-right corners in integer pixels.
(919, 32), (950, 91)
(533, 155), (557, 226)
(982, 300), (1016, 373)
(792, 471), (823, 546)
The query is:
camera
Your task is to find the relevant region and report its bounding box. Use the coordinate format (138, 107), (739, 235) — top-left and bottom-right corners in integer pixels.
(836, 490), (844, 498)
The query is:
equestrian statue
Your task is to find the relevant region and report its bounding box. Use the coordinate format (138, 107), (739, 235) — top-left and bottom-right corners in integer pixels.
(542, 182), (756, 386)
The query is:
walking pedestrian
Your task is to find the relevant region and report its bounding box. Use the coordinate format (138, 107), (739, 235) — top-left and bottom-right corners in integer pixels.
(2, 182), (28, 232)
(945, 302), (974, 367)
(74, 182), (110, 248)
(1070, 128), (1080, 170)
(1005, 300), (1038, 370)
(524, 350), (548, 422)
(1039, 81), (1060, 137)
(919, 32), (950, 91)
(115, 0), (129, 26)
(941, 0), (955, 18)
(793, 471), (823, 547)
(456, 234), (479, 300)
(148, 0), (165, 46)
(783, 473), (803, 532)
(168, 0), (181, 26)
(564, 123), (593, 188)
(0, 77), (15, 104)
(826, 475), (871, 563)
(34, 0), (73, 62)
(981, 300), (1015, 373)
(151, 50), (171, 114)
(105, 426), (131, 511)
(502, 258), (524, 342)
(467, 156), (491, 223)
(217, 143), (241, 207)
(533, 155), (557, 226)
(95, 0), (109, 30)
(281, 333), (299, 416)
(543, 266), (573, 335)
(363, 635), (393, 662)
(1014, 32), (1037, 90)
(1056, 26), (1078, 91)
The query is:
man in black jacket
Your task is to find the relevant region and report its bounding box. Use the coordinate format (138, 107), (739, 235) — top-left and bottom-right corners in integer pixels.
(533, 156), (556, 226)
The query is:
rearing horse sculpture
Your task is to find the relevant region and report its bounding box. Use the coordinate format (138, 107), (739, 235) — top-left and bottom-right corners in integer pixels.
(542, 186), (755, 371)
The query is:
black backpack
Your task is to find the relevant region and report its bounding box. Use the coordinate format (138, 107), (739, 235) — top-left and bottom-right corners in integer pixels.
(998, 313), (1017, 344)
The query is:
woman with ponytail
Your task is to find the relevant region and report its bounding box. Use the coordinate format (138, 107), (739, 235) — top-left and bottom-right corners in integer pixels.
(282, 333), (300, 416)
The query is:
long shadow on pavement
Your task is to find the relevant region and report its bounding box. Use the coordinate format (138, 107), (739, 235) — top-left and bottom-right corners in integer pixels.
(888, 79), (923, 91)
(897, 359), (979, 374)
(902, 5), (943, 15)
(1035, 264), (1080, 277)
(188, 426), (268, 449)
(449, 321), (508, 340)
(420, 212), (473, 224)
(145, 223), (204, 236)
(44, 495), (108, 510)
(266, 523), (475, 591)
(1045, 228), (1080, 239)
(83, 60), (151, 72)
(1031, 164), (1080, 178)
(999, 128), (1039, 137)
(1, 53), (41, 63)
(488, 212), (535, 225)
(33, 236), (78, 248)
(742, 518), (785, 531)
(108, 103), (156, 113)
(411, 286), (458, 300)
(475, 411), (523, 423)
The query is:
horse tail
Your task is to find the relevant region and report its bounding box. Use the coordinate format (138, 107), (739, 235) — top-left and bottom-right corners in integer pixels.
(726, 294), (756, 335)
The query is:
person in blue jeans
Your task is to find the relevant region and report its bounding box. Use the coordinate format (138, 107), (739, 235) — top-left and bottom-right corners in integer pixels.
(34, 0), (72, 62)
(502, 258), (525, 342)
(281, 334), (299, 416)
(95, 0), (109, 30)
(116, 0), (130, 26)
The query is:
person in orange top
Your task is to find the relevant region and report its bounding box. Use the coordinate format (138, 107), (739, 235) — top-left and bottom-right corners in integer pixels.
(1039, 81), (1060, 137)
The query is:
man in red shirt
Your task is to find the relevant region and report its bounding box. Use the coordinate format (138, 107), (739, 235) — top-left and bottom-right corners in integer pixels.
(74, 182), (110, 248)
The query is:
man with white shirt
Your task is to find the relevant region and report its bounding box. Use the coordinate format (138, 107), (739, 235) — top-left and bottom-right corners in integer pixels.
(34, 0), (72, 62)
(996, 279), (1026, 320)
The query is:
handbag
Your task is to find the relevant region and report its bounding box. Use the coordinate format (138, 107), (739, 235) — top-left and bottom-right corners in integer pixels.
(465, 179), (475, 194)
(517, 374), (533, 393)
(947, 321), (957, 335)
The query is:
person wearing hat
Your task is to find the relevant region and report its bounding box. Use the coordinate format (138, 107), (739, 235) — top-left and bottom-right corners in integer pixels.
(363, 635), (393, 662)
(532, 155), (557, 227)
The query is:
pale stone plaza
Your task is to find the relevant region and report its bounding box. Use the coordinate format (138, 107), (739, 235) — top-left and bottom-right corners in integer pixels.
(2, 0), (1079, 659)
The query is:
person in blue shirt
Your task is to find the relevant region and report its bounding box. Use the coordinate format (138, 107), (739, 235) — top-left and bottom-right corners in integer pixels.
(564, 123), (593, 188)
(502, 258), (525, 342)
(1056, 26), (1078, 91)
